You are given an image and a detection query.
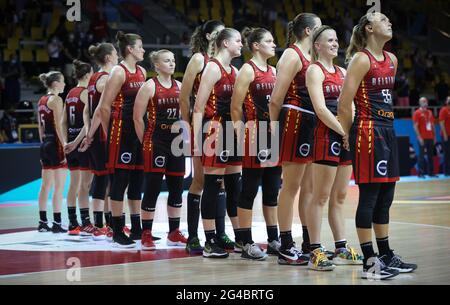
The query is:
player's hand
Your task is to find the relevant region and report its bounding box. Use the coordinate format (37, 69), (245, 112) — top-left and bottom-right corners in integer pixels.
(78, 136), (92, 152)
(342, 134), (350, 151)
(64, 141), (77, 154)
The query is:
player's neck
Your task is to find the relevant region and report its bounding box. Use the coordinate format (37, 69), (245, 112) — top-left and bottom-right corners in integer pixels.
(215, 52), (232, 67)
(122, 58), (138, 72)
(77, 79), (89, 88)
(317, 57), (334, 71)
(295, 39), (311, 57)
(101, 63), (114, 74)
(157, 74), (172, 85)
(365, 38), (385, 59)
(251, 54), (268, 70)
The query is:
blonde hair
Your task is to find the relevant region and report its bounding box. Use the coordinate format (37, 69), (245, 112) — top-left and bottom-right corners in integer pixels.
(39, 71), (63, 88)
(311, 25), (334, 62)
(210, 28), (240, 56)
(149, 49), (173, 71)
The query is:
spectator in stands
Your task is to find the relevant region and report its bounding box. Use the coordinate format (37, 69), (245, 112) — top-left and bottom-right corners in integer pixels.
(89, 11), (109, 42)
(0, 107), (19, 143)
(48, 36), (63, 71)
(2, 54), (22, 108)
(439, 97), (450, 176)
(413, 97), (437, 178)
(435, 74), (449, 106)
(395, 71), (410, 107)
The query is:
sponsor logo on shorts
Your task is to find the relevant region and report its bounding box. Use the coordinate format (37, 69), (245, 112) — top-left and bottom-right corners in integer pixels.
(299, 144), (310, 157)
(155, 156), (166, 167)
(121, 152), (132, 164)
(257, 149), (270, 162)
(219, 150), (230, 162)
(376, 160), (388, 176)
(331, 142), (341, 156)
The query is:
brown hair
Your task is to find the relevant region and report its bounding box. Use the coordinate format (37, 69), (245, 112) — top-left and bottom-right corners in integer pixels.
(241, 27), (271, 52)
(190, 20), (224, 54)
(88, 43), (116, 65)
(39, 71), (63, 88)
(115, 31), (142, 57)
(345, 14), (372, 64)
(311, 25), (334, 62)
(211, 28), (240, 55)
(73, 60), (92, 80)
(286, 13), (319, 47)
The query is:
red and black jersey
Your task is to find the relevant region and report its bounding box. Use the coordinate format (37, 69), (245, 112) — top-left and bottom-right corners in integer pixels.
(243, 60), (276, 123)
(111, 63), (146, 122)
(314, 62), (345, 115)
(284, 45), (312, 111)
(87, 71), (108, 118)
(145, 77), (180, 137)
(65, 87), (86, 140)
(191, 53), (209, 107)
(204, 58), (236, 120)
(354, 49), (396, 128)
(38, 94), (58, 137)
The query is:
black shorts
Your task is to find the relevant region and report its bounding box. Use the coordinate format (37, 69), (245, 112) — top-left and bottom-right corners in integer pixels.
(350, 123), (400, 184)
(67, 148), (90, 171)
(107, 118), (143, 171)
(313, 121), (352, 167)
(40, 136), (66, 170)
(143, 135), (185, 176)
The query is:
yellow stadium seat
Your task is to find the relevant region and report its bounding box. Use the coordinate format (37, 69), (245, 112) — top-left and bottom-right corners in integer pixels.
(7, 38), (19, 50)
(20, 49), (33, 62)
(3, 49), (16, 61)
(31, 27), (43, 40)
(36, 49), (49, 63)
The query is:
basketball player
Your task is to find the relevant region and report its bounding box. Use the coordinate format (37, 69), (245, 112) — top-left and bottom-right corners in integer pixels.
(305, 26), (363, 271)
(338, 12), (417, 279)
(230, 27), (280, 260)
(80, 31), (146, 248)
(61, 60), (95, 237)
(180, 20), (236, 254)
(37, 71), (67, 233)
(193, 28), (243, 258)
(134, 49), (187, 250)
(268, 13), (321, 265)
(86, 43), (119, 241)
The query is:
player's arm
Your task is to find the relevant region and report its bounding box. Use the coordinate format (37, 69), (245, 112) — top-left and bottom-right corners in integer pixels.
(180, 53), (203, 124)
(133, 79), (154, 143)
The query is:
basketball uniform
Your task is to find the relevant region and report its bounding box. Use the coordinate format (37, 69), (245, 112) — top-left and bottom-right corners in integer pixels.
(87, 71), (109, 175)
(201, 58), (241, 168)
(312, 62), (352, 166)
(38, 94), (66, 169)
(143, 77), (185, 176)
(350, 50), (399, 184)
(65, 87), (90, 171)
(107, 63), (146, 171)
(279, 45), (316, 163)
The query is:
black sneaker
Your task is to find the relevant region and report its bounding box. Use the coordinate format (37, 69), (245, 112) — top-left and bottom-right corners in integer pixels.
(37, 221), (51, 232)
(216, 233), (235, 250)
(277, 242), (309, 265)
(266, 239), (281, 255)
(381, 252), (417, 273)
(301, 241), (310, 254)
(129, 229), (142, 241)
(203, 238), (229, 258)
(361, 256), (400, 280)
(51, 222), (67, 233)
(112, 232), (136, 248)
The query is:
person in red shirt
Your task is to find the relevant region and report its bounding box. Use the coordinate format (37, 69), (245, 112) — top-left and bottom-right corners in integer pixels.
(413, 97), (437, 177)
(439, 96), (450, 175)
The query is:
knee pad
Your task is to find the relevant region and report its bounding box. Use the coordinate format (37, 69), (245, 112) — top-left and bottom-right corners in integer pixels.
(127, 170), (143, 201)
(224, 173), (241, 218)
(141, 173), (162, 212)
(109, 170), (129, 201)
(216, 188), (226, 217)
(239, 170), (260, 210)
(167, 176), (184, 208)
(262, 167), (281, 207)
(92, 174), (108, 200)
(372, 183), (395, 224)
(201, 174), (223, 220)
(355, 183), (380, 229)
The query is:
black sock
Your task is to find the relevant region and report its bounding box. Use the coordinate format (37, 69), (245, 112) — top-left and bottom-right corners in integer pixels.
(94, 211), (103, 228)
(112, 216), (122, 236)
(104, 212), (112, 227)
(215, 189), (226, 235)
(361, 241), (375, 267)
(302, 226), (310, 244)
(187, 193), (201, 239)
(80, 208), (91, 226)
(142, 219), (153, 231)
(376, 236), (392, 258)
(335, 239), (347, 250)
(169, 217), (180, 233)
(130, 214), (141, 233)
(121, 214), (126, 228)
(280, 231), (293, 249)
(240, 228), (252, 245)
(205, 230), (216, 242)
(68, 207), (77, 224)
(310, 243), (321, 252)
(233, 228), (244, 243)
(266, 225), (278, 242)
(53, 212), (61, 224)
(39, 211), (47, 222)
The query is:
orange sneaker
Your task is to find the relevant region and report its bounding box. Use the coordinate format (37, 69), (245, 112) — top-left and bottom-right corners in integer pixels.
(106, 226), (113, 242)
(80, 224), (96, 236)
(93, 226), (108, 241)
(167, 229), (188, 246)
(68, 226), (81, 236)
(141, 230), (156, 251)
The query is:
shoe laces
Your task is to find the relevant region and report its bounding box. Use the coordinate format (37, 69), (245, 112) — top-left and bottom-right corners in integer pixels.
(312, 249), (329, 266)
(220, 233), (233, 244)
(347, 247), (361, 261)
